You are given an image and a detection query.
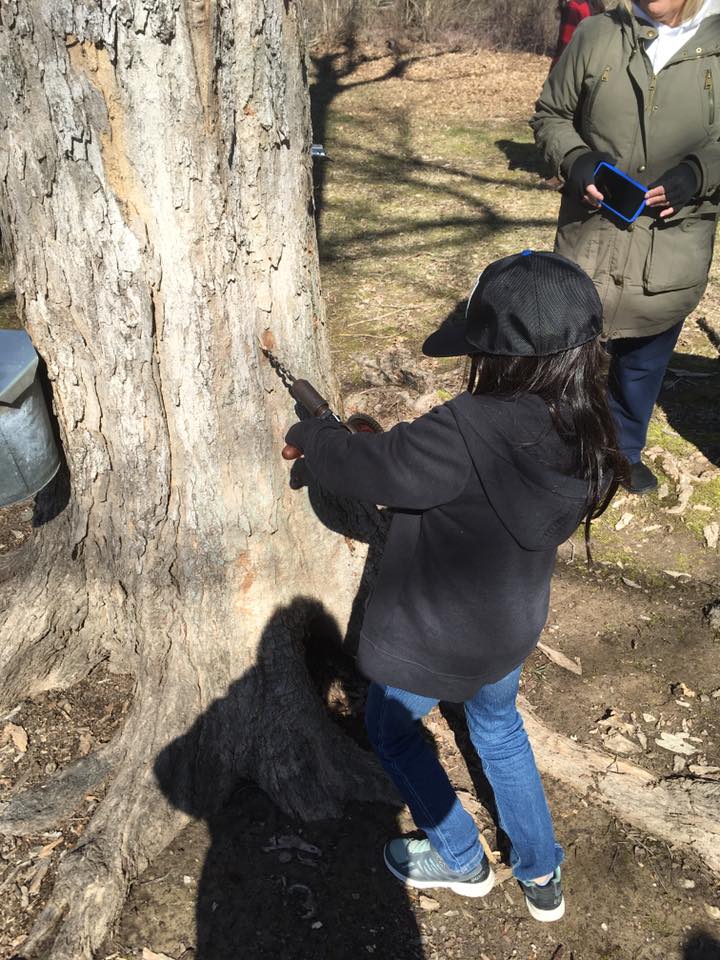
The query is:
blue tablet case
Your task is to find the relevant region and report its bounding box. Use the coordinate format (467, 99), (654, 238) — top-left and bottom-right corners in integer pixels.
(593, 161), (647, 223)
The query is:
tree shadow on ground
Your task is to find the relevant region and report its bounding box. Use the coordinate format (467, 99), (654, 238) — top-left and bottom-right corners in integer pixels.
(657, 350), (720, 468)
(683, 930), (720, 959)
(310, 36), (456, 240)
(495, 138), (548, 178)
(309, 47), (557, 262)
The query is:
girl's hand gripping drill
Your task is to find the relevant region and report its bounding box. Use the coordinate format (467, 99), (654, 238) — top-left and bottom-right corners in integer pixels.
(281, 379), (339, 460)
(282, 379), (383, 460)
(258, 342), (382, 458)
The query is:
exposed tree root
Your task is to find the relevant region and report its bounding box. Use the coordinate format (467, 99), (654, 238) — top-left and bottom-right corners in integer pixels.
(12, 597), (395, 959)
(520, 696), (720, 876)
(0, 744), (121, 836)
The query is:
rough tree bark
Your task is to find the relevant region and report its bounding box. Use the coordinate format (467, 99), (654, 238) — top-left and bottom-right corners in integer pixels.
(0, 2), (389, 956)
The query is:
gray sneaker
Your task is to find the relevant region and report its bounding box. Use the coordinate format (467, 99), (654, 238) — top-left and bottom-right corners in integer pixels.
(518, 867), (565, 922)
(383, 837), (494, 898)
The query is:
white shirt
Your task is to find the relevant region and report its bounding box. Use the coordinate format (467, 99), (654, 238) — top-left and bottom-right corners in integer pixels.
(632, 0), (720, 73)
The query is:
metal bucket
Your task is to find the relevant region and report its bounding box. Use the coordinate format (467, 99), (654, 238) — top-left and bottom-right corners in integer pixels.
(0, 330), (60, 507)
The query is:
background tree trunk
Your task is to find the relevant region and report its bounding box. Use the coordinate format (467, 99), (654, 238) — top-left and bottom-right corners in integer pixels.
(0, 2), (389, 956)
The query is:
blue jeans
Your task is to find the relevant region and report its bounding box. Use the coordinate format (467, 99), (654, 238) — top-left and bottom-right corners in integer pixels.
(607, 320), (683, 463)
(365, 666), (563, 882)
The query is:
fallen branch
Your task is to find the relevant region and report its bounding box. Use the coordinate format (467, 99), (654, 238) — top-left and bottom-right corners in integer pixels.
(537, 642), (582, 676)
(520, 697), (720, 876)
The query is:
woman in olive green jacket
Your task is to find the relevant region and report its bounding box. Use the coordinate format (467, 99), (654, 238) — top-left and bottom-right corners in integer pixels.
(532, 0), (720, 493)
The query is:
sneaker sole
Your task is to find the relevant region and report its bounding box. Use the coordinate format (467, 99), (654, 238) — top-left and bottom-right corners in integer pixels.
(525, 895), (566, 922)
(383, 849), (495, 898)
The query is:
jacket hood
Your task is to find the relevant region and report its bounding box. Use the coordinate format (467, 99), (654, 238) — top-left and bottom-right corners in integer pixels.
(448, 392), (590, 551)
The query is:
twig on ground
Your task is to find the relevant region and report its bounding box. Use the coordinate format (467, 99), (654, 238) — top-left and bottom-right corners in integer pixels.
(537, 642), (582, 676)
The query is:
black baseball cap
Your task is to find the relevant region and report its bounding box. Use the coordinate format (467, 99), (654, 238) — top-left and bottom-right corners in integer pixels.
(422, 250), (603, 358)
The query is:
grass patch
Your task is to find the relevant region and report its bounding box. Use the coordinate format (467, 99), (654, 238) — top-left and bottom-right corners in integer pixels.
(685, 475), (720, 538)
(646, 419), (696, 459)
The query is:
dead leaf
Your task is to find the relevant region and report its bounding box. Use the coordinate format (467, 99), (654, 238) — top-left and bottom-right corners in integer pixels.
(142, 949), (176, 960)
(493, 864), (514, 885)
(77, 732), (94, 757)
(602, 732), (642, 756)
(262, 835), (321, 856)
(667, 479), (693, 516)
(28, 860), (50, 896)
(673, 755), (687, 774)
(704, 522), (719, 550)
(38, 836), (64, 859)
(655, 731), (699, 756)
(664, 570), (691, 579)
(597, 710), (636, 737)
(537, 642), (582, 676)
(621, 577), (642, 590)
(704, 903), (720, 922)
(419, 894), (440, 911)
(615, 512), (633, 531)
(287, 883), (315, 919)
(2, 723), (28, 753)
(688, 764), (720, 778)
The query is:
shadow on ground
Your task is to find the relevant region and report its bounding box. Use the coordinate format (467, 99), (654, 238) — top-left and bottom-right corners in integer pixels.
(683, 930), (720, 959)
(495, 138), (548, 177)
(151, 597), (426, 959)
(309, 48), (557, 265)
(659, 350), (720, 467)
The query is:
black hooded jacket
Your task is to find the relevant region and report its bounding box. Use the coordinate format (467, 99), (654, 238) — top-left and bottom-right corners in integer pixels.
(286, 391), (590, 701)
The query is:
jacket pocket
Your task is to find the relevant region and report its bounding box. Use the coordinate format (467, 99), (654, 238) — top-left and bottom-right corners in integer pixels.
(644, 215), (716, 293)
(706, 69), (716, 128)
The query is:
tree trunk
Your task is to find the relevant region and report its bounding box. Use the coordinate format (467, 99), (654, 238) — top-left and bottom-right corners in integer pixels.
(0, 3), (389, 956)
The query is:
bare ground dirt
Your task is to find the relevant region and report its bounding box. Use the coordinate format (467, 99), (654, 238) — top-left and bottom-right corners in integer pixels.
(1, 45), (720, 960)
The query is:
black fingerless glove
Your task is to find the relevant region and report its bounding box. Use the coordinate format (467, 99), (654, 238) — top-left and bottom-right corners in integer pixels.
(565, 150), (615, 202)
(649, 161), (701, 211)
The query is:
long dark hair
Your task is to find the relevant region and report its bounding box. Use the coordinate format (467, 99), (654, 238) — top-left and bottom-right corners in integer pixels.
(466, 339), (629, 560)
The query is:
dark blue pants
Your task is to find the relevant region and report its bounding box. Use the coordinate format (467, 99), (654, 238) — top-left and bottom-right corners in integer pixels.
(607, 321), (683, 463)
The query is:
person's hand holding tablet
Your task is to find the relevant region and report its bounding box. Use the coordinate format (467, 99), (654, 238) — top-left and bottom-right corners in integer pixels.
(644, 161), (701, 218)
(592, 163), (647, 223)
(565, 150), (615, 208)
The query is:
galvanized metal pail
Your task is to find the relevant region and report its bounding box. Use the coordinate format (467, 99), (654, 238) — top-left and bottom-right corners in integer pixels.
(0, 330), (60, 507)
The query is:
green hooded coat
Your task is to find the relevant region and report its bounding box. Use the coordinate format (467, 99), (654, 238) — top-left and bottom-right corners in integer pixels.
(531, 5), (720, 338)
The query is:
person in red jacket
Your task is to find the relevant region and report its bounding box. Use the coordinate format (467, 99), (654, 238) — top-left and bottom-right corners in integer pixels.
(551, 1), (605, 69)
